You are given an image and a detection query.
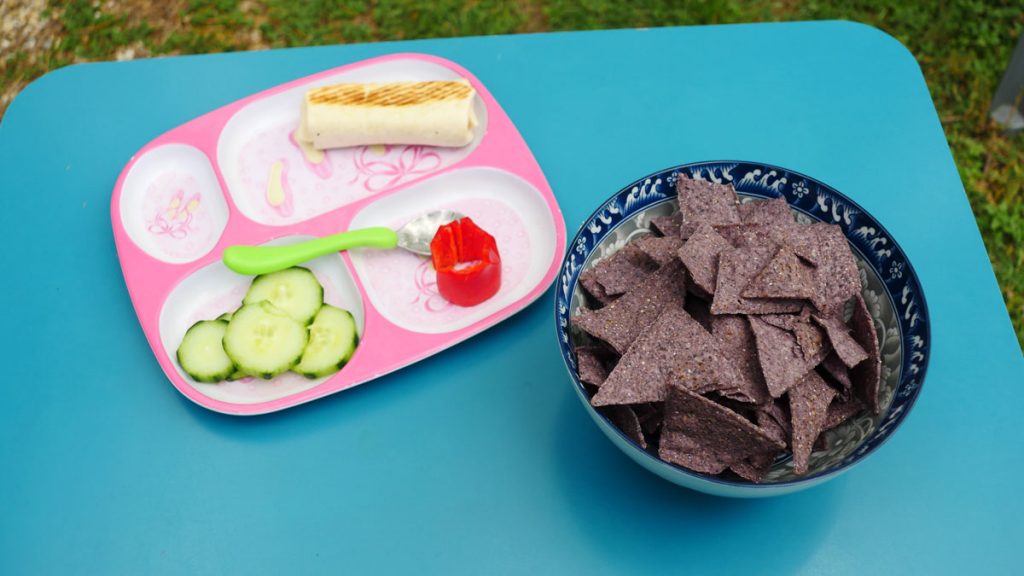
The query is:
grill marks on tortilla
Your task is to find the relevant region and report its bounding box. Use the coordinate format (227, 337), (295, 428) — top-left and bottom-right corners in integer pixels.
(307, 81), (473, 107)
(569, 193), (882, 482)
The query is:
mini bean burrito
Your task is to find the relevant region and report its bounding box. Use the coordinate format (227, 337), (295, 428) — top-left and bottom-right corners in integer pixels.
(297, 80), (478, 149)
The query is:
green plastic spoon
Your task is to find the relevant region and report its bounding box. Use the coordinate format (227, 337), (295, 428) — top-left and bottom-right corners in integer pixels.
(223, 210), (463, 276)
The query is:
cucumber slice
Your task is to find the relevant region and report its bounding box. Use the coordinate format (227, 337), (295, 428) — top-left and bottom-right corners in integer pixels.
(176, 320), (235, 383)
(216, 312), (234, 322)
(243, 267), (323, 325)
(223, 301), (308, 379)
(294, 305), (359, 378)
(225, 369), (248, 381)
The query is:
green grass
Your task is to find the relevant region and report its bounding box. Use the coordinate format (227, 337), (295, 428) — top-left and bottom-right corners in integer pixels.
(2, 0), (1021, 348)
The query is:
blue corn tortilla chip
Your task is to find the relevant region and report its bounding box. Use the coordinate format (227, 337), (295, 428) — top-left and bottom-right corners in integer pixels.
(591, 305), (734, 406)
(729, 451), (778, 484)
(589, 242), (657, 296)
(650, 212), (684, 237)
(739, 196), (796, 227)
(717, 222), (823, 270)
(756, 401), (791, 448)
(711, 315), (771, 405)
(574, 345), (612, 388)
(849, 293), (882, 414)
(573, 260), (687, 354)
(813, 312), (869, 368)
(599, 405), (647, 449)
(633, 402), (664, 435)
(748, 315), (829, 398)
(807, 224), (863, 313)
(711, 246), (804, 315)
(788, 371), (837, 475)
(820, 351), (853, 398)
(676, 176), (742, 238)
(678, 223), (733, 295)
(658, 384), (785, 475)
(760, 309), (831, 363)
(684, 294), (714, 333)
(823, 397), (864, 431)
(579, 268), (614, 306)
(634, 235), (683, 267)
(742, 246), (817, 302)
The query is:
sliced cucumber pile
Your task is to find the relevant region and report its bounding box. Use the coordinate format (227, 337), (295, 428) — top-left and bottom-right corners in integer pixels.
(174, 267), (358, 384)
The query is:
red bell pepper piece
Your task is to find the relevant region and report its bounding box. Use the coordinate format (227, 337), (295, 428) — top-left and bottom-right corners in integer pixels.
(430, 217), (502, 307)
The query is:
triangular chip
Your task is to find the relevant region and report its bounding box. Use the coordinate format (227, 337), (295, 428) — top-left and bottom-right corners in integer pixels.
(813, 312), (869, 368)
(589, 242), (656, 296)
(711, 315), (771, 405)
(711, 246), (804, 315)
(650, 212), (683, 237)
(788, 371), (837, 474)
(590, 306), (701, 406)
(676, 176), (742, 238)
(749, 316), (828, 398)
(756, 403), (791, 448)
(738, 196), (796, 227)
(677, 223), (733, 295)
(574, 345), (611, 387)
(820, 351), (853, 397)
(573, 260), (687, 354)
(633, 402), (664, 435)
(578, 268), (613, 306)
(807, 224), (863, 312)
(684, 294), (714, 333)
(599, 405), (647, 449)
(849, 293), (882, 414)
(823, 397), (864, 431)
(729, 451), (778, 484)
(658, 384), (785, 474)
(633, 235), (683, 267)
(742, 247), (817, 301)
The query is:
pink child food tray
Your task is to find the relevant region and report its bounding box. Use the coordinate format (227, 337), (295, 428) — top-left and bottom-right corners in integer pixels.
(111, 53), (567, 415)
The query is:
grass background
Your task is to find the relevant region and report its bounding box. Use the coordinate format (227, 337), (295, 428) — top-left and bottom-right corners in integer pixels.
(2, 0), (1022, 349)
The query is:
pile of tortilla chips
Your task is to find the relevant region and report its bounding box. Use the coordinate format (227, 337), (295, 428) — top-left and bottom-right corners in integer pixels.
(572, 176), (882, 482)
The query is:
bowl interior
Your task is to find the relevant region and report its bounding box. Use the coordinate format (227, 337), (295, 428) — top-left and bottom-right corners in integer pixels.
(555, 161), (929, 488)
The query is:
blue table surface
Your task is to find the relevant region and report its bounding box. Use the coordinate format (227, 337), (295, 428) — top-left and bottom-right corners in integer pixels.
(1, 21), (1021, 575)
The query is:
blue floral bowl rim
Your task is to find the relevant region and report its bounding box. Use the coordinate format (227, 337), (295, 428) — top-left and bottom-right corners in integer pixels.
(554, 160), (931, 489)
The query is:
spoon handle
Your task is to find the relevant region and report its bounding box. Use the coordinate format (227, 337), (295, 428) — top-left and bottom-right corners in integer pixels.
(223, 227), (398, 275)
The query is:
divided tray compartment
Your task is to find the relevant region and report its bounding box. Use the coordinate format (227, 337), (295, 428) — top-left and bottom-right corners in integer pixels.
(111, 53), (566, 415)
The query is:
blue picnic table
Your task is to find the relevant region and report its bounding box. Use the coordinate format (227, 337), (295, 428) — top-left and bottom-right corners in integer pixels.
(1, 21), (1021, 575)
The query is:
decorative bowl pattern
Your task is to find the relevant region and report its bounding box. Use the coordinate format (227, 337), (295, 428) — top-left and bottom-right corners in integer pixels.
(554, 161), (929, 497)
